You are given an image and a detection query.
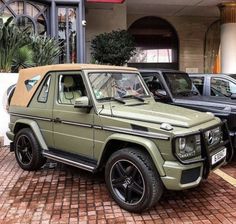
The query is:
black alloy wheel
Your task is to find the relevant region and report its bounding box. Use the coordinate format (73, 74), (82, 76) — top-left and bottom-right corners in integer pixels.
(14, 128), (46, 171)
(105, 148), (164, 213)
(110, 159), (145, 205)
(15, 135), (33, 166)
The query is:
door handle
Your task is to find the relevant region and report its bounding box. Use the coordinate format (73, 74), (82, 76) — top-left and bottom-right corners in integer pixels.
(54, 117), (62, 123)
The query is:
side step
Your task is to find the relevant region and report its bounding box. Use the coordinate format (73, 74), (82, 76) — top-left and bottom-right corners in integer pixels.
(42, 150), (97, 173)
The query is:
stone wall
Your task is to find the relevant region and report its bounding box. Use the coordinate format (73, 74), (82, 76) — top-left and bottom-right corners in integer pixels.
(127, 14), (218, 73)
(85, 2), (127, 63)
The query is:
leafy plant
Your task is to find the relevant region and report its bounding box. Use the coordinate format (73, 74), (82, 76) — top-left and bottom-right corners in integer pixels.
(12, 46), (35, 72)
(0, 17), (28, 72)
(91, 30), (136, 66)
(30, 34), (62, 66)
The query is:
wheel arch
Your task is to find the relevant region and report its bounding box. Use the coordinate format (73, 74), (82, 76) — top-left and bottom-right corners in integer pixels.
(97, 133), (166, 176)
(13, 119), (48, 150)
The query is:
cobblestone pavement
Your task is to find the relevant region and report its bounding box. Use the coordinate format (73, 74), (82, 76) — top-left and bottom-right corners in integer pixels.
(0, 147), (236, 224)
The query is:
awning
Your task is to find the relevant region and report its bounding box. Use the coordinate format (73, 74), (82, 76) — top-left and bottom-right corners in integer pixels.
(86, 0), (125, 3)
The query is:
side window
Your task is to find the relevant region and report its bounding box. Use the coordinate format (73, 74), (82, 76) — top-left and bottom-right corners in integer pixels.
(211, 78), (236, 97)
(58, 74), (86, 105)
(191, 77), (204, 95)
(25, 75), (41, 91)
(143, 75), (165, 93)
(38, 76), (51, 103)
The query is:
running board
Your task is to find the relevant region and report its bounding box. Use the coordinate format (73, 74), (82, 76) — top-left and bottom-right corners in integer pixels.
(42, 150), (97, 173)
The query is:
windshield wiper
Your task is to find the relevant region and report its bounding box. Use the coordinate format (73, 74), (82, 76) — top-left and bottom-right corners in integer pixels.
(98, 97), (125, 104)
(121, 95), (145, 102)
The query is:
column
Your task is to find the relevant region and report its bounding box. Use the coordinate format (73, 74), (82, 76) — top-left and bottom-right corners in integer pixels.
(219, 2), (236, 73)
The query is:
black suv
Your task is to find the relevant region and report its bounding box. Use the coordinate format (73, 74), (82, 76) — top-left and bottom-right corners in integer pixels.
(140, 69), (235, 159)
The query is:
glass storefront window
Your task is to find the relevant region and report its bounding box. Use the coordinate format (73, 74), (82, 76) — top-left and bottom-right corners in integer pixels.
(37, 15), (47, 35)
(0, 1), (47, 35)
(16, 16), (35, 33)
(129, 48), (173, 63)
(8, 1), (24, 15)
(0, 7), (12, 24)
(25, 2), (39, 18)
(58, 7), (77, 64)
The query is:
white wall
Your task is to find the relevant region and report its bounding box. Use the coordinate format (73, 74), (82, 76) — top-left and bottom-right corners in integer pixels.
(0, 73), (19, 145)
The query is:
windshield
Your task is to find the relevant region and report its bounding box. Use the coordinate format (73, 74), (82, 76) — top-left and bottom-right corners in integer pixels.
(88, 72), (150, 101)
(163, 72), (197, 97)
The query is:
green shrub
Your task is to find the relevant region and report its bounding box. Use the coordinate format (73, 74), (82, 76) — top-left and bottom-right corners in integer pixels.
(0, 17), (28, 72)
(91, 30), (136, 66)
(30, 34), (62, 66)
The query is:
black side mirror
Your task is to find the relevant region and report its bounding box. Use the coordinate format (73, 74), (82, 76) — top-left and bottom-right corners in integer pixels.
(231, 93), (236, 99)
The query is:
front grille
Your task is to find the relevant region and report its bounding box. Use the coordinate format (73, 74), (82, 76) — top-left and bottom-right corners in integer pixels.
(203, 127), (223, 152)
(200, 120), (233, 178)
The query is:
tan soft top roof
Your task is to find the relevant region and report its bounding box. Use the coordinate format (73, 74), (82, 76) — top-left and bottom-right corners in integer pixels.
(11, 64), (138, 107)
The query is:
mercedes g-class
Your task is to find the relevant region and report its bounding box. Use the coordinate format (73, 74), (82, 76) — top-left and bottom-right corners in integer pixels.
(7, 64), (232, 212)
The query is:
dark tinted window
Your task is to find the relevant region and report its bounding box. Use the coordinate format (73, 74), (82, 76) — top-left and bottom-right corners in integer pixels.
(191, 77), (204, 95)
(163, 73), (193, 96)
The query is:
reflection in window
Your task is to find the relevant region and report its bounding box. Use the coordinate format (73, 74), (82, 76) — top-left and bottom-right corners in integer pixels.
(38, 76), (51, 103)
(37, 15), (47, 35)
(9, 2), (24, 15)
(25, 3), (39, 17)
(211, 78), (236, 97)
(58, 8), (77, 64)
(130, 48), (173, 63)
(17, 16), (35, 33)
(191, 77), (204, 95)
(0, 7), (12, 24)
(0, 1), (47, 34)
(25, 75), (41, 91)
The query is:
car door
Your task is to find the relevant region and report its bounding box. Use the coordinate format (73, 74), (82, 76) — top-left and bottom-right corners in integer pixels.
(52, 71), (94, 159)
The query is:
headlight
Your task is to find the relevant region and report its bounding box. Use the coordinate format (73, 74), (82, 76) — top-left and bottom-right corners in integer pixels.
(175, 135), (201, 160)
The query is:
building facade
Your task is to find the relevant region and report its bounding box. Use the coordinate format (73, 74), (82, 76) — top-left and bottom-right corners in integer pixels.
(1, 0), (235, 73)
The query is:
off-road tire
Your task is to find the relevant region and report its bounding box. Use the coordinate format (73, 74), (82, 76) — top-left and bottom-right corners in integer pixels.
(105, 148), (164, 213)
(14, 128), (46, 171)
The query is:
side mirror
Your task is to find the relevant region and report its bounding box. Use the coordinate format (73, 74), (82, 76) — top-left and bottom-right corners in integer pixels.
(74, 96), (92, 109)
(231, 93), (236, 99)
(155, 89), (167, 97)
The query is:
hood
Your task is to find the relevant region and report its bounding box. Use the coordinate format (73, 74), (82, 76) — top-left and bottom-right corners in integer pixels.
(100, 101), (215, 128)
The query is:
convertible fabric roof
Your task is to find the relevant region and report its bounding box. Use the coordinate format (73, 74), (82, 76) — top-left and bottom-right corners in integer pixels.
(11, 64), (137, 107)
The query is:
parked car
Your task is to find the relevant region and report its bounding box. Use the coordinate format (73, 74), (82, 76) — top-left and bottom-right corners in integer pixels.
(7, 64), (232, 212)
(139, 69), (235, 157)
(189, 73), (236, 98)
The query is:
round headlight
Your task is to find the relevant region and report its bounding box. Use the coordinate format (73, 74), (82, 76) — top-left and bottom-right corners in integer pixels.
(178, 137), (186, 151)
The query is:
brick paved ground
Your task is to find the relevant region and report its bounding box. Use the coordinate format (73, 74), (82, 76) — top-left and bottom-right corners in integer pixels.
(0, 147), (236, 224)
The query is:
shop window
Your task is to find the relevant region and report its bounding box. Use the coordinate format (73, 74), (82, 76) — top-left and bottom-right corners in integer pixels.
(0, 0), (48, 35)
(204, 20), (220, 73)
(16, 16), (34, 33)
(58, 7), (77, 63)
(8, 2), (24, 15)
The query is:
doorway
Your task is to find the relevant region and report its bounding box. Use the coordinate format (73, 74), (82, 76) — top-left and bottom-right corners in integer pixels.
(128, 16), (179, 70)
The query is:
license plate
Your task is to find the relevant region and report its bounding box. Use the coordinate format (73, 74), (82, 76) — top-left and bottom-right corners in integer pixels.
(211, 148), (227, 165)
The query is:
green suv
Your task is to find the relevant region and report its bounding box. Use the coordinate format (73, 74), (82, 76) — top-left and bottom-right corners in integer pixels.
(7, 64), (232, 212)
